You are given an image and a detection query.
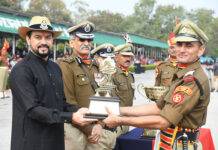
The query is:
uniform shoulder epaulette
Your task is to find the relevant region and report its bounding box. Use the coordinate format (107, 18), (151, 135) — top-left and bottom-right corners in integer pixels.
(156, 61), (167, 67)
(183, 70), (195, 83)
(61, 56), (76, 63)
(183, 70), (204, 96)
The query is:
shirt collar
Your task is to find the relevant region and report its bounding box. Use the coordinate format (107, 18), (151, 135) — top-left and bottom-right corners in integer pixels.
(175, 60), (201, 79)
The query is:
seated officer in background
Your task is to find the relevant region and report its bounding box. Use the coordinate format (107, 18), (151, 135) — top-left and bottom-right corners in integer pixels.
(155, 32), (178, 87)
(104, 20), (210, 150)
(59, 21), (102, 150)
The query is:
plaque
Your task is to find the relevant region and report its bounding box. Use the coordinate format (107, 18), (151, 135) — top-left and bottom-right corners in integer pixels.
(85, 96), (120, 119)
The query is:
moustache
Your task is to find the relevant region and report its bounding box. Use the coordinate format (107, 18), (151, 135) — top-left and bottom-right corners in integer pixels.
(80, 45), (91, 51)
(125, 60), (131, 63)
(38, 44), (49, 49)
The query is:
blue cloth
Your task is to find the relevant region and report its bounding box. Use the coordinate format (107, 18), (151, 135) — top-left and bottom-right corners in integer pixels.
(114, 128), (154, 150)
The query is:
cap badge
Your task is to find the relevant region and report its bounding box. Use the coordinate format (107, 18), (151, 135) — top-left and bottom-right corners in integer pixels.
(40, 20), (48, 30)
(84, 24), (91, 32)
(107, 47), (112, 53)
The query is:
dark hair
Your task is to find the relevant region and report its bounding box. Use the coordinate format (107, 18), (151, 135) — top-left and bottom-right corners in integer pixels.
(27, 31), (32, 38)
(26, 30), (54, 38)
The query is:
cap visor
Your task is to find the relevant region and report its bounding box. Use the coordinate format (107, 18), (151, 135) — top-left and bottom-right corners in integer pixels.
(76, 33), (94, 39)
(100, 53), (115, 58)
(120, 52), (134, 56)
(175, 36), (199, 42)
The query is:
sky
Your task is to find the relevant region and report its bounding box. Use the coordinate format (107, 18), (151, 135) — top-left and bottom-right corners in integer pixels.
(64, 0), (218, 17)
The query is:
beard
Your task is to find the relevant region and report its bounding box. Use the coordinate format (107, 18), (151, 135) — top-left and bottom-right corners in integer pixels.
(32, 44), (50, 58)
(35, 50), (50, 58)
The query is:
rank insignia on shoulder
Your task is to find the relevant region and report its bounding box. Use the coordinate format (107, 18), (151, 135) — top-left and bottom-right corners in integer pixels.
(183, 70), (195, 83)
(174, 86), (193, 95)
(172, 93), (184, 104)
(184, 70), (194, 77)
(62, 56), (75, 63)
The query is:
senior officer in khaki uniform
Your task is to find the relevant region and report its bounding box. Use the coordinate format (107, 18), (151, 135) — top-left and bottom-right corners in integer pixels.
(103, 20), (210, 150)
(155, 32), (178, 87)
(59, 21), (102, 150)
(113, 43), (135, 107)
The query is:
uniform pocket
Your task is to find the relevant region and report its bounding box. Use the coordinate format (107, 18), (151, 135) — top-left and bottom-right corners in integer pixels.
(76, 74), (89, 85)
(117, 83), (128, 91)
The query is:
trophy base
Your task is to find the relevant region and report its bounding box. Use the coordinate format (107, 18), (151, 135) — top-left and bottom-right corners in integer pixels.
(84, 95), (120, 119)
(84, 113), (108, 120)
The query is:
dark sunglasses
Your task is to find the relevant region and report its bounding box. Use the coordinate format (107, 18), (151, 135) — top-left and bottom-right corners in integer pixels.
(78, 38), (93, 42)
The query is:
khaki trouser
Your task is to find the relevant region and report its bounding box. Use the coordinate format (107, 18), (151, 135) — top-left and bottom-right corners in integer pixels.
(64, 123), (129, 150)
(86, 126), (129, 150)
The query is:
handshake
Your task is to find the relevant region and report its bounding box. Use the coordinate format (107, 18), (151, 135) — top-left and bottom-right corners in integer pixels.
(72, 107), (119, 128)
(71, 107), (121, 143)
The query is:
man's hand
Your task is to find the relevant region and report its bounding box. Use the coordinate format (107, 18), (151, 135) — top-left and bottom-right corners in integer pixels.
(103, 107), (121, 128)
(72, 108), (97, 126)
(87, 124), (102, 144)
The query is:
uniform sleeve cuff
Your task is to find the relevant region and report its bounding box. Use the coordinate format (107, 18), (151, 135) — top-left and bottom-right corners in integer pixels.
(160, 105), (183, 126)
(156, 99), (164, 109)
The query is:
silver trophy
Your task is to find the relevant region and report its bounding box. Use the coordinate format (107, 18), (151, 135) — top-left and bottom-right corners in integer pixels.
(85, 57), (120, 119)
(95, 57), (116, 96)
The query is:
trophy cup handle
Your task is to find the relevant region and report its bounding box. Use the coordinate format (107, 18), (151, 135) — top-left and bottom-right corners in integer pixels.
(137, 83), (148, 99)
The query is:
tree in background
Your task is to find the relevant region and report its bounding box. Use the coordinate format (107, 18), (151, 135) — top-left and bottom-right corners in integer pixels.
(150, 5), (186, 41)
(0, 0), (25, 11)
(187, 9), (217, 56)
(207, 18), (218, 56)
(88, 11), (126, 33)
(27, 0), (72, 23)
(129, 0), (156, 37)
(69, 0), (94, 24)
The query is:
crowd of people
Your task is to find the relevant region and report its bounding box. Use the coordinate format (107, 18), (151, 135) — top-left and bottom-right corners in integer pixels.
(3, 14), (212, 150)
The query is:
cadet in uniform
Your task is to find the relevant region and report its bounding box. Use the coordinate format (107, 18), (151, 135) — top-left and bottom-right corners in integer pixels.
(155, 32), (178, 87)
(59, 21), (102, 150)
(103, 20), (210, 150)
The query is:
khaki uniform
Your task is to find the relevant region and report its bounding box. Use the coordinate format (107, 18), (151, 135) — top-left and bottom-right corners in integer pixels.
(156, 61), (210, 149)
(93, 69), (134, 150)
(154, 20), (209, 150)
(113, 67), (134, 107)
(89, 46), (135, 150)
(59, 54), (98, 107)
(59, 54), (98, 150)
(155, 58), (177, 87)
